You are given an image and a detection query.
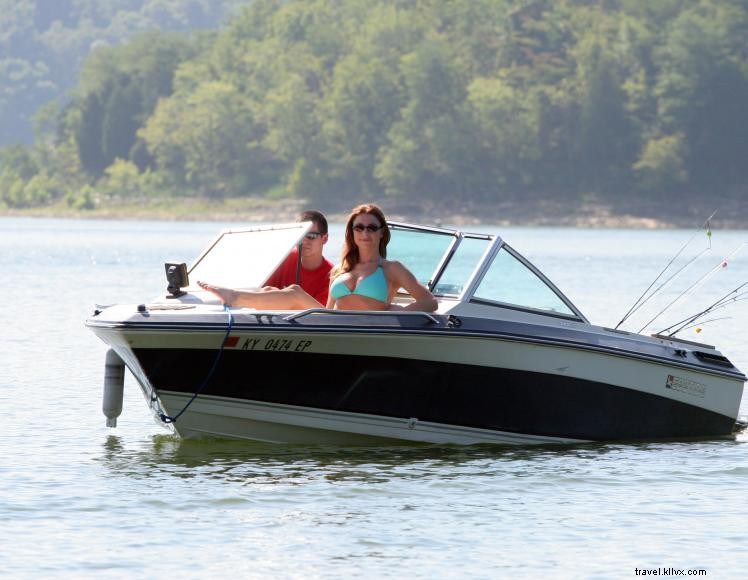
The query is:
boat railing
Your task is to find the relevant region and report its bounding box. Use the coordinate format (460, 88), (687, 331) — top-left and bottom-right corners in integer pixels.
(284, 308), (440, 325)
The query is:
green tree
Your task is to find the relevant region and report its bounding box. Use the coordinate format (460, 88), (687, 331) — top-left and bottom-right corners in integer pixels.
(655, 4), (748, 188)
(140, 80), (273, 197)
(5, 0), (748, 209)
(376, 39), (469, 199)
(633, 133), (687, 193)
(68, 31), (199, 178)
(101, 75), (143, 166)
(577, 41), (638, 192)
(315, 54), (402, 196)
(465, 77), (539, 194)
(75, 90), (107, 175)
(0, 144), (39, 207)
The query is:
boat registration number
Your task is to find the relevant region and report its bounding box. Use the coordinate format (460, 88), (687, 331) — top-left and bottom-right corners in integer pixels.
(226, 336), (313, 352)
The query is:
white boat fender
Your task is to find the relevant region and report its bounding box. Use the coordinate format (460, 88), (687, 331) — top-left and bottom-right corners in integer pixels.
(103, 349), (125, 428)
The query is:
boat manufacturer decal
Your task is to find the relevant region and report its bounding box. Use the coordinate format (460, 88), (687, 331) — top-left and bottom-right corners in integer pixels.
(665, 374), (706, 398)
(225, 336), (313, 352)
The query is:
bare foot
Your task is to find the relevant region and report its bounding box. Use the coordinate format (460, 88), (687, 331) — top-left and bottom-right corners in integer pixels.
(197, 281), (235, 306)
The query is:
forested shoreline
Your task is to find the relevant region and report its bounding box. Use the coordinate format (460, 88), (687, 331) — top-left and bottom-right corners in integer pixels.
(1, 0), (747, 220)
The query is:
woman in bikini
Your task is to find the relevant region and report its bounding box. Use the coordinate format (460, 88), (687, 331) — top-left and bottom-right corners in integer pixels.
(327, 203), (437, 312)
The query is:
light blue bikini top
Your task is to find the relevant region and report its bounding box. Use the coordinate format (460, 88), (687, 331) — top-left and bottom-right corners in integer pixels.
(329, 259), (388, 303)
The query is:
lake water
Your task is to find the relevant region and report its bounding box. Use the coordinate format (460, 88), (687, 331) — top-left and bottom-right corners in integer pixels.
(2, 217), (747, 578)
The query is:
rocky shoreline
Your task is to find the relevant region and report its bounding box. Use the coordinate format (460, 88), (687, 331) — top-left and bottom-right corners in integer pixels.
(2, 193), (745, 229)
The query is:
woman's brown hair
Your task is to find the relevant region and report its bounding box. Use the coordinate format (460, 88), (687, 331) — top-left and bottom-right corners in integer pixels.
(332, 203), (391, 278)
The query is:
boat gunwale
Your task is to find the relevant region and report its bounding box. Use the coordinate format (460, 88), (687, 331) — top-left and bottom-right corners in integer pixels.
(86, 316), (747, 383)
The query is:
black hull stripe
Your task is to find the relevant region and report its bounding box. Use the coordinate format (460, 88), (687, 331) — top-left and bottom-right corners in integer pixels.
(134, 348), (736, 441)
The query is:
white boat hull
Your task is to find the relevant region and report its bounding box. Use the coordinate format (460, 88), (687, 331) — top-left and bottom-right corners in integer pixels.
(89, 307), (745, 444)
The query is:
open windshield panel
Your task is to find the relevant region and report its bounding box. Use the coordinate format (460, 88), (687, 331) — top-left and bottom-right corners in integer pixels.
(187, 222), (311, 289)
(387, 222), (494, 297)
(433, 233), (493, 296)
(387, 222), (459, 290)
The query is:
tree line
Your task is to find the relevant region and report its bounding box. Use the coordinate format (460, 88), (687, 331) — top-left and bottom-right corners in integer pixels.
(0, 0), (247, 147)
(2, 0), (747, 210)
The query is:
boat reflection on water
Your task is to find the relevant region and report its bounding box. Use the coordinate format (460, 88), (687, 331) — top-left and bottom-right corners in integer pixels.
(86, 220), (746, 445)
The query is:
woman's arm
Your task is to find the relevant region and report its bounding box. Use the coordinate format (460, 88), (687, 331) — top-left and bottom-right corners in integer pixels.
(386, 261), (438, 312)
(325, 282), (336, 309)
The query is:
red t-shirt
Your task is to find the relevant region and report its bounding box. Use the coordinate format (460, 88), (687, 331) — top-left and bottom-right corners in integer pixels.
(265, 248), (333, 305)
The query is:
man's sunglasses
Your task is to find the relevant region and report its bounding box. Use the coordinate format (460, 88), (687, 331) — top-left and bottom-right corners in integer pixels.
(304, 232), (324, 240)
(352, 224), (383, 233)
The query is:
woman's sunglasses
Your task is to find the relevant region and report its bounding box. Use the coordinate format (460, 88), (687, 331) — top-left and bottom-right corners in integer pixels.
(352, 223), (383, 233)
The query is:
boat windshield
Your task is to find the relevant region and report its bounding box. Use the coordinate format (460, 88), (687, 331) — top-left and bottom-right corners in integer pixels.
(187, 222), (310, 289)
(387, 221), (583, 320)
(472, 244), (578, 317)
(185, 220), (583, 320)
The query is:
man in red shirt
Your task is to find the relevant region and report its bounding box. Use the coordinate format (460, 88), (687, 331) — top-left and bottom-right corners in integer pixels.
(198, 210), (333, 309)
(263, 210), (333, 304)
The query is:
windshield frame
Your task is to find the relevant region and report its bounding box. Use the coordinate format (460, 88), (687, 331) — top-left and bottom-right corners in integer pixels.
(387, 221), (587, 322)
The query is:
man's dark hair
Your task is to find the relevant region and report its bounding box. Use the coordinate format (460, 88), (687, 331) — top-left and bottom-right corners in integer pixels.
(297, 209), (328, 234)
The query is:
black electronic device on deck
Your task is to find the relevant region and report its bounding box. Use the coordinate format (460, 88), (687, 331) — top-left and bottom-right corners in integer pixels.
(165, 262), (188, 298)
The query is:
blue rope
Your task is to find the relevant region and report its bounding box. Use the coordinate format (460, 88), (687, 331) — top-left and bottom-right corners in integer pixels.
(160, 305), (235, 424)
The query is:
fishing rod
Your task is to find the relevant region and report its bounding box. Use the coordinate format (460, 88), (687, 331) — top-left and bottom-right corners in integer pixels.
(661, 294), (747, 337)
(657, 283), (748, 337)
(624, 246), (710, 322)
(678, 316), (733, 333)
(637, 244), (745, 334)
(614, 210), (716, 330)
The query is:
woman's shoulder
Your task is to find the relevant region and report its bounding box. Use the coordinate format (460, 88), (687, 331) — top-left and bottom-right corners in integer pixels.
(329, 263), (347, 281)
(382, 259), (408, 275)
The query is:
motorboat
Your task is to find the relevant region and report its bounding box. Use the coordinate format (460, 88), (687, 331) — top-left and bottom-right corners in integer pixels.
(86, 220), (746, 445)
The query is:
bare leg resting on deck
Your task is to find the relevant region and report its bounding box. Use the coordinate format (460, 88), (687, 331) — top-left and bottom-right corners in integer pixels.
(197, 281), (321, 310)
